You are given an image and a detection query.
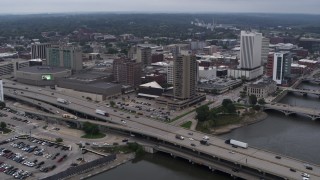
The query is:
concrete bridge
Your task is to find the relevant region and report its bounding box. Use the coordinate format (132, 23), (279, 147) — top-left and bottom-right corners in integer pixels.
(263, 103), (320, 120)
(3, 82), (320, 180)
(287, 87), (320, 96)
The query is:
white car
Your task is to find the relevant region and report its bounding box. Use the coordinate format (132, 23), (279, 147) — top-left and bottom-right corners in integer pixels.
(189, 138), (194, 141)
(301, 173), (310, 178)
(203, 136), (209, 140)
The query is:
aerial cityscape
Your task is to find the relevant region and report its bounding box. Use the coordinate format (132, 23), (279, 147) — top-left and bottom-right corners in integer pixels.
(0, 1), (320, 180)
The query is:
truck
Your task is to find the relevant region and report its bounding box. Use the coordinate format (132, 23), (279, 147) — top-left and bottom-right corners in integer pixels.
(57, 98), (68, 104)
(175, 134), (184, 140)
(95, 109), (109, 117)
(225, 139), (248, 149)
(62, 114), (77, 120)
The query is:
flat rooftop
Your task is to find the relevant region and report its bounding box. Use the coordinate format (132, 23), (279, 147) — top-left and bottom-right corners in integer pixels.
(18, 66), (70, 73)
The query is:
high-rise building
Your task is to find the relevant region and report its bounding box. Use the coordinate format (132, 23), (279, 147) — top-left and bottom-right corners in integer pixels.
(239, 31), (263, 69)
(173, 55), (197, 100)
(31, 43), (51, 60)
(166, 62), (174, 85)
(136, 47), (151, 66)
(113, 59), (142, 88)
(261, 38), (270, 64)
(273, 52), (292, 85)
(46, 46), (82, 72)
(266, 53), (274, 77)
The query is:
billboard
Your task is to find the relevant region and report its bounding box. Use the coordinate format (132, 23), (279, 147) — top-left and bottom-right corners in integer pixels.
(41, 74), (53, 80)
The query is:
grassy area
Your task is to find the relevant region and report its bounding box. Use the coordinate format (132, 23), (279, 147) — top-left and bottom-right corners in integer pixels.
(81, 132), (106, 139)
(95, 142), (145, 157)
(214, 114), (241, 127)
(0, 128), (12, 134)
(180, 121), (192, 129)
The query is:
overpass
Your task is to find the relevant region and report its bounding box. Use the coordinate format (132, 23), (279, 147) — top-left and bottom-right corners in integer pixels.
(263, 103), (320, 120)
(3, 80), (320, 179)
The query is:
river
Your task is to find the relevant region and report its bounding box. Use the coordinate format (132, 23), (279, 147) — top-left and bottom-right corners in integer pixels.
(90, 82), (320, 180)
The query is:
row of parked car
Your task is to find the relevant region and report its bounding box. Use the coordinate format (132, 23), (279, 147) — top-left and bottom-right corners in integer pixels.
(0, 162), (32, 179)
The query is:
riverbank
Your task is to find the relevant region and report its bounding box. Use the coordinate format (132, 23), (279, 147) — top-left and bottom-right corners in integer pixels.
(211, 111), (268, 135)
(66, 153), (135, 180)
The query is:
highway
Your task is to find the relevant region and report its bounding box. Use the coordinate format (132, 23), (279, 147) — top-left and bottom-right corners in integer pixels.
(3, 80), (320, 179)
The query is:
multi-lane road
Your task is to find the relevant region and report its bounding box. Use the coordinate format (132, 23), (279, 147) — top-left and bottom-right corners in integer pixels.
(3, 80), (320, 180)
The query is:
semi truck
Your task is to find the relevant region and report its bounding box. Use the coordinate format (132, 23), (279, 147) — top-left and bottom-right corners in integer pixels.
(57, 98), (69, 104)
(225, 139), (248, 149)
(62, 114), (77, 120)
(95, 109), (109, 117)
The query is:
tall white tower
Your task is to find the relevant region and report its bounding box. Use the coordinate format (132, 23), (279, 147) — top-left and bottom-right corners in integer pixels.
(239, 31), (263, 69)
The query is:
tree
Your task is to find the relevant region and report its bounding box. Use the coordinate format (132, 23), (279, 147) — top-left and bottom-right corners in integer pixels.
(226, 103), (236, 113)
(110, 101), (115, 107)
(258, 98), (266, 105)
(249, 95), (257, 105)
(107, 48), (118, 54)
(240, 91), (246, 98)
(253, 105), (261, 111)
(195, 105), (210, 122)
(56, 138), (63, 143)
(82, 122), (100, 135)
(0, 101), (5, 108)
(0, 122), (6, 130)
(222, 99), (233, 108)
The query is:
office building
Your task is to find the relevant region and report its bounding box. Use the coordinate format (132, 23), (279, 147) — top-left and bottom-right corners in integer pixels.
(166, 62), (174, 85)
(228, 31), (264, 80)
(173, 55), (197, 100)
(273, 52), (292, 85)
(239, 31), (263, 69)
(247, 79), (277, 98)
(31, 43), (51, 60)
(113, 59), (142, 88)
(136, 47), (152, 66)
(46, 46), (83, 72)
(261, 38), (270, 64)
(266, 53), (274, 77)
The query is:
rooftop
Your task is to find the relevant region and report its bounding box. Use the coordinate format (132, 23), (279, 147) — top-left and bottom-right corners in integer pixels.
(18, 66), (70, 73)
(140, 81), (163, 89)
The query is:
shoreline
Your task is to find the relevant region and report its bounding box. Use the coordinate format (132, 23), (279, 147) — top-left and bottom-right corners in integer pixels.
(211, 111), (268, 135)
(66, 153), (135, 180)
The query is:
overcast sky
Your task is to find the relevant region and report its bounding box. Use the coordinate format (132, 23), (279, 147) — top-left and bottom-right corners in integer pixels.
(1, 0), (319, 14)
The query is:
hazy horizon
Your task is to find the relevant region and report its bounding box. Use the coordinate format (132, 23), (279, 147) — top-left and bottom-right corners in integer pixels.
(0, 0), (319, 15)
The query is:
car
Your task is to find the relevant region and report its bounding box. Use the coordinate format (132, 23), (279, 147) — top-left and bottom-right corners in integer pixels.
(275, 156), (281, 159)
(122, 139), (128, 142)
(229, 151), (235, 154)
(302, 177), (309, 180)
(203, 136), (209, 140)
(289, 168), (296, 172)
(301, 173), (310, 178)
(190, 143), (196, 147)
(188, 132), (193, 135)
(189, 138), (194, 141)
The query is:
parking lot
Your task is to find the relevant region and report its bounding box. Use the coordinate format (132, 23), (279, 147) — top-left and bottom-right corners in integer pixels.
(111, 97), (173, 122)
(0, 135), (102, 180)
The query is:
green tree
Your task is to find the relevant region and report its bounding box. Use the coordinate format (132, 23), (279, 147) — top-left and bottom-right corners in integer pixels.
(258, 98), (266, 105)
(0, 101), (6, 108)
(249, 95), (258, 105)
(253, 105), (261, 111)
(0, 122), (6, 130)
(195, 105), (210, 122)
(56, 138), (63, 143)
(226, 103), (236, 113)
(240, 91), (246, 98)
(222, 99), (233, 108)
(110, 101), (115, 107)
(83, 122), (100, 135)
(107, 48), (118, 54)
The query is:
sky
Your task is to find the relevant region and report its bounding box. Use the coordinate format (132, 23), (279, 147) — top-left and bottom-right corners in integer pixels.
(0, 0), (319, 14)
